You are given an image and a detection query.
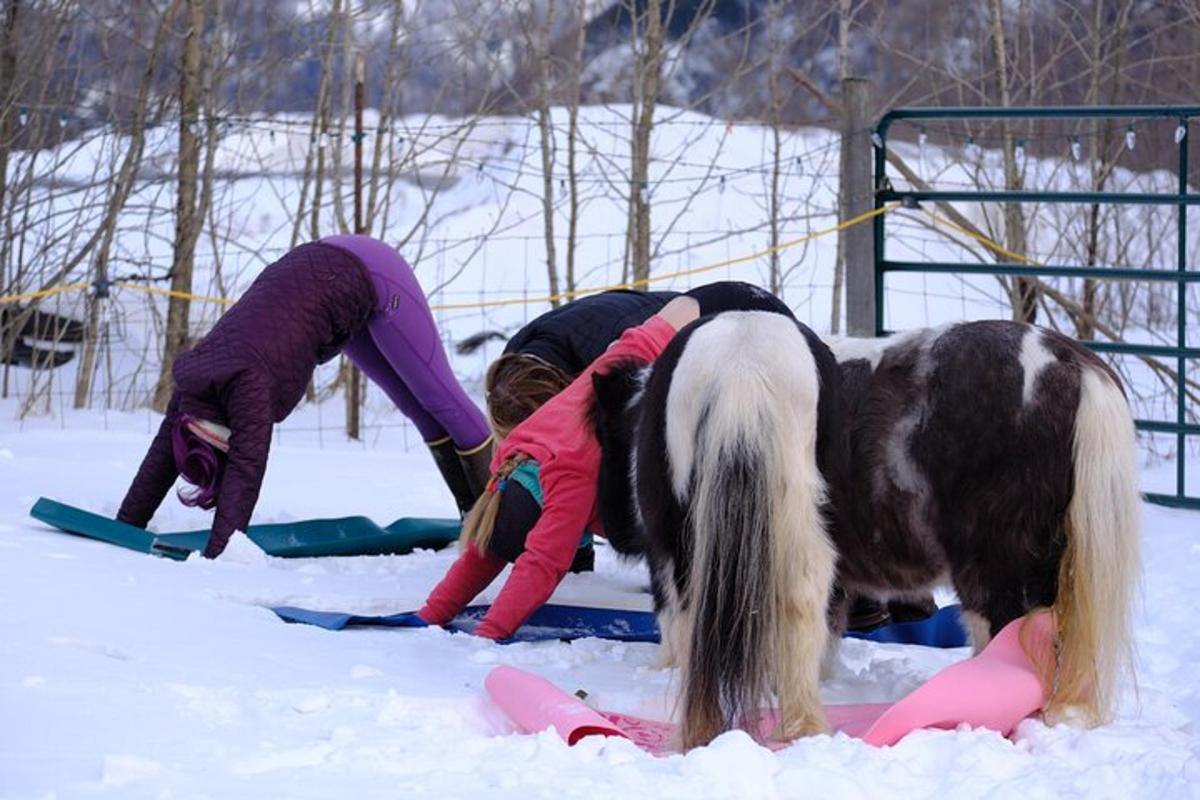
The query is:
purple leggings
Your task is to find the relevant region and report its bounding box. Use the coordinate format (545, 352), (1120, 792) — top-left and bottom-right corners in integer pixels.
(321, 235), (490, 450)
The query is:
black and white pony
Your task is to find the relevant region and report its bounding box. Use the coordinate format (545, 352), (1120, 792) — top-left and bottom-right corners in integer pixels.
(823, 320), (1140, 726)
(592, 310), (845, 749)
(594, 315), (1141, 749)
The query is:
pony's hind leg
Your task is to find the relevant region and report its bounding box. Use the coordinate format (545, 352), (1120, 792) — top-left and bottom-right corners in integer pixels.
(771, 483), (838, 740)
(773, 596), (833, 739)
(960, 608), (993, 653)
(651, 561), (686, 669)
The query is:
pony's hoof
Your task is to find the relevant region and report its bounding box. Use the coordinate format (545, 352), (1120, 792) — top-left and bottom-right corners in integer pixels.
(774, 712), (831, 741)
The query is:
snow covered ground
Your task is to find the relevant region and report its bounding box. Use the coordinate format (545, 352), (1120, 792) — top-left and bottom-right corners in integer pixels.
(2, 403), (1198, 799)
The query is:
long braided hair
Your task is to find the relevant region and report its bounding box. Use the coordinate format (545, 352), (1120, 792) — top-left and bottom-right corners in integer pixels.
(459, 453), (531, 554)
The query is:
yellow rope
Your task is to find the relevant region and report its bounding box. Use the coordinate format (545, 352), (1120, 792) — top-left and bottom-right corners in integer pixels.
(920, 208), (1038, 265)
(0, 203), (898, 310)
(114, 282), (237, 306)
(428, 202), (900, 311)
(0, 282), (92, 305)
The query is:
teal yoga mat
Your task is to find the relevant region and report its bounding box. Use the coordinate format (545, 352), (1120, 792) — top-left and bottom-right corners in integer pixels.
(29, 498), (461, 560)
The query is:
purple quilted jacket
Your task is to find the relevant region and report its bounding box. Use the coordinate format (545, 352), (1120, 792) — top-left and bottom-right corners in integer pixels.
(117, 241), (376, 557)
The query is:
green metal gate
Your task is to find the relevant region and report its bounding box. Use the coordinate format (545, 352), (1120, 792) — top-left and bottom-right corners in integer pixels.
(872, 105), (1199, 510)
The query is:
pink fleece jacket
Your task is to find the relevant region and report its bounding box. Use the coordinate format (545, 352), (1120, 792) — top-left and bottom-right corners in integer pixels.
(418, 315), (677, 639)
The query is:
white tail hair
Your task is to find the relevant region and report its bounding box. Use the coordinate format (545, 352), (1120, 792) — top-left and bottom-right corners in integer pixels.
(663, 312), (836, 748)
(1029, 366), (1141, 725)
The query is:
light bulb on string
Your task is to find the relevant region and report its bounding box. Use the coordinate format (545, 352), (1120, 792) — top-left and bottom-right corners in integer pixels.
(966, 136), (979, 161)
(1125, 125), (1136, 151)
(918, 127), (928, 148)
(17, 107), (27, 127)
(1175, 123), (1187, 144)
(1014, 139), (1026, 164)
(1070, 136), (1082, 161)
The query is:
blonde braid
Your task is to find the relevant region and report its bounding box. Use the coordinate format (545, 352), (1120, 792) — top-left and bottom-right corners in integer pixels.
(459, 454), (530, 554)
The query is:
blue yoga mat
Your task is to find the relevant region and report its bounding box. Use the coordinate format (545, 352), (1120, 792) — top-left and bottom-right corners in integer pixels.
(274, 603), (661, 644)
(845, 604), (967, 648)
(274, 602), (967, 647)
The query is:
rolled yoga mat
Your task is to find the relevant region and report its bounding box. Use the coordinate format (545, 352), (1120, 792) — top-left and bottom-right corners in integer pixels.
(484, 613), (1052, 753)
(29, 498), (461, 560)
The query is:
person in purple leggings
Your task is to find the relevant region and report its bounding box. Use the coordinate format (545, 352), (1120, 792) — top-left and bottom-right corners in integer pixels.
(116, 235), (491, 558)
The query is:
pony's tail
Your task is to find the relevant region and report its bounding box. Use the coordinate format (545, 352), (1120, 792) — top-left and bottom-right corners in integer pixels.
(1030, 367), (1141, 725)
(675, 316), (836, 749)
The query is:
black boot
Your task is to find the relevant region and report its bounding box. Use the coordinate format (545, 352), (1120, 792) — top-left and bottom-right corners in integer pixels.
(455, 437), (493, 509)
(427, 437), (478, 516)
(569, 544), (595, 574)
(847, 594), (891, 633)
(887, 594), (937, 624)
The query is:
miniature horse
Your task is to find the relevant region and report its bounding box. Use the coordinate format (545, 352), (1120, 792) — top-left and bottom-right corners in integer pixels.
(823, 320), (1140, 727)
(594, 316), (1141, 749)
(591, 310), (845, 749)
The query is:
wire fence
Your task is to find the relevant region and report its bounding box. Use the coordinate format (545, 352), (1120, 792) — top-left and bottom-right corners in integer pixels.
(1, 107), (1196, 473)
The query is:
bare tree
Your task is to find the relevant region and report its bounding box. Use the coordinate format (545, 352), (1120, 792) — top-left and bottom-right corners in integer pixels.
(531, 0), (561, 306)
(153, 0), (207, 410)
(626, 0), (665, 287)
(830, 0), (855, 332)
(291, 0), (343, 248)
(75, 0), (182, 409)
(987, 0), (1035, 322)
(1078, 0), (1134, 339)
(563, 0), (587, 297)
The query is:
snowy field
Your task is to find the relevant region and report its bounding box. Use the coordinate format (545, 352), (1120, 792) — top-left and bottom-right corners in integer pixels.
(1, 402), (1199, 799)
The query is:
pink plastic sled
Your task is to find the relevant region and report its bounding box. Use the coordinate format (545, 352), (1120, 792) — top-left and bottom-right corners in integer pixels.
(485, 613), (1053, 754)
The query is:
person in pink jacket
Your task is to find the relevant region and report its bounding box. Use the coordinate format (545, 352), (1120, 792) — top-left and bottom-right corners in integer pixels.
(416, 297), (695, 639)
